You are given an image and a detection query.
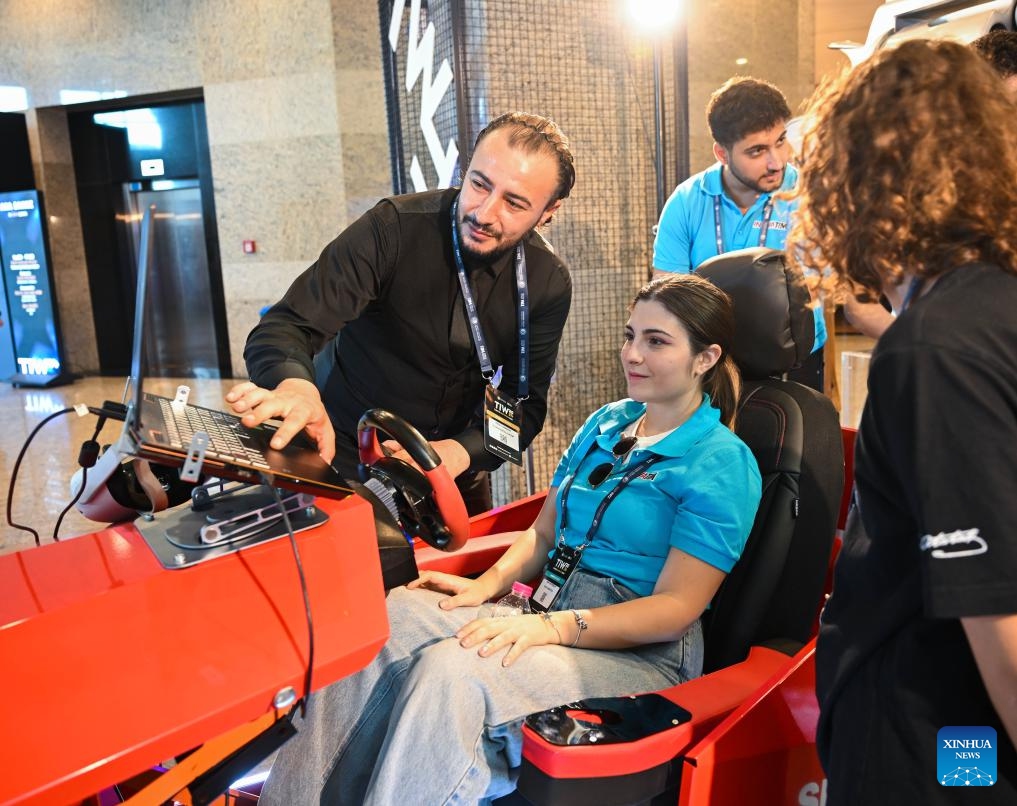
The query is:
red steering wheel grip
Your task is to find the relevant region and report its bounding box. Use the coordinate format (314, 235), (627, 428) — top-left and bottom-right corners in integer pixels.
(357, 408), (470, 551)
(422, 464), (470, 551)
(358, 424), (386, 465)
(358, 409), (441, 469)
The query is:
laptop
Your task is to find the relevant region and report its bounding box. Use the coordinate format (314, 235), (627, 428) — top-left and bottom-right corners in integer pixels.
(119, 204), (352, 499)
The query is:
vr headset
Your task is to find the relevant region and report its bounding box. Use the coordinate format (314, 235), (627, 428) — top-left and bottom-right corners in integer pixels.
(72, 444), (198, 523)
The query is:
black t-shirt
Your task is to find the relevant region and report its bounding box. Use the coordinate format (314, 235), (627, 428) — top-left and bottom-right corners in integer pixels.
(244, 188), (572, 476)
(816, 263), (1017, 803)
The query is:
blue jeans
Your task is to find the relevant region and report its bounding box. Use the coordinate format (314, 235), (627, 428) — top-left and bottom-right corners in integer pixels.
(259, 569), (703, 805)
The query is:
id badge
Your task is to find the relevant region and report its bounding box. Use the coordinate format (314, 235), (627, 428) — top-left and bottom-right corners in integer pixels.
(531, 544), (582, 612)
(483, 384), (523, 466)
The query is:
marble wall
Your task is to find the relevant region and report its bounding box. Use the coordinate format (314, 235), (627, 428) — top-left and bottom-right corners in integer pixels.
(687, 0), (816, 172)
(0, 0), (389, 376)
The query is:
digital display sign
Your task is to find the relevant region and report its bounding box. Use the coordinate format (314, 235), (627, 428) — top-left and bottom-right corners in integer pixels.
(0, 272), (15, 380)
(0, 189), (67, 385)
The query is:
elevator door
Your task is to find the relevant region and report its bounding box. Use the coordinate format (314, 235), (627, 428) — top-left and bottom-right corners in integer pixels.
(126, 183), (219, 377)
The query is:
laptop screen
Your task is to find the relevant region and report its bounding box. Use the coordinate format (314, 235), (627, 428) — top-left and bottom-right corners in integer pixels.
(126, 203), (155, 435)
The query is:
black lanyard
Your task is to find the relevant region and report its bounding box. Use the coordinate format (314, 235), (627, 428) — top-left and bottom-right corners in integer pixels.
(556, 445), (663, 552)
(450, 197), (530, 398)
(898, 276), (924, 314)
(713, 194), (774, 255)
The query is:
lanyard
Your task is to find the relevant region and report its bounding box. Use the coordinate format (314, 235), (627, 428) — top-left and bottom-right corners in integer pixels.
(897, 276), (924, 314)
(713, 194), (774, 255)
(556, 447), (663, 552)
(450, 197), (530, 398)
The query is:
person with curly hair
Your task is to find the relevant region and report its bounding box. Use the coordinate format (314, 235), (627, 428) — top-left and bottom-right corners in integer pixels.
(844, 29), (1017, 340)
(792, 39), (1017, 802)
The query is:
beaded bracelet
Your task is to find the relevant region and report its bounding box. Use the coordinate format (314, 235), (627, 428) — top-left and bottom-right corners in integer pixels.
(570, 609), (588, 647)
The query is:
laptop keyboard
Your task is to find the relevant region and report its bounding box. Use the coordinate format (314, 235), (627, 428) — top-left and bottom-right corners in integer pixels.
(159, 398), (272, 470)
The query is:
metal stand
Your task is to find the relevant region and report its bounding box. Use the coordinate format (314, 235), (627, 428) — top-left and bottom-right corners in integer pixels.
(135, 480), (329, 570)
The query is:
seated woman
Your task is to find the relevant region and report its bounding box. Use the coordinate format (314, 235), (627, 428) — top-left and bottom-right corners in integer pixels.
(260, 274), (762, 805)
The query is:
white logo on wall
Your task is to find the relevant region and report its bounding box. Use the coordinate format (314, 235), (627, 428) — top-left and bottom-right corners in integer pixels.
(388, 0), (459, 191)
(920, 528), (988, 559)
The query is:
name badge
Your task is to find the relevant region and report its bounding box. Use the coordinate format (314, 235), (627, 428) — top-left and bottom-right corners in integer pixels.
(531, 544), (582, 612)
(483, 384), (523, 466)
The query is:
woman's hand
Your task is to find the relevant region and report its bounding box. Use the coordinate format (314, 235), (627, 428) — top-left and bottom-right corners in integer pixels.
(456, 613), (562, 667)
(408, 570), (491, 609)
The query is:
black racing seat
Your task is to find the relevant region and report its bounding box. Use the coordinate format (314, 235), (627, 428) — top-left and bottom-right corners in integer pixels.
(698, 247), (843, 672)
(512, 248), (844, 805)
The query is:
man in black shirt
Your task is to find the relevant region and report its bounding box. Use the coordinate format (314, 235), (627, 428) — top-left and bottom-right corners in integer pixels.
(226, 112), (575, 511)
(789, 41), (1017, 802)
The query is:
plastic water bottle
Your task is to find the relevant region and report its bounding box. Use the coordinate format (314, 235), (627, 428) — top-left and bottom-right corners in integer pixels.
(480, 581), (533, 618)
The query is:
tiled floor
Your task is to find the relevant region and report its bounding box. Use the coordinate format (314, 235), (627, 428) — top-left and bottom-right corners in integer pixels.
(0, 376), (237, 555)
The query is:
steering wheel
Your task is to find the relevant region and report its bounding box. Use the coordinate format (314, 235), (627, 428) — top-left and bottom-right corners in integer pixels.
(356, 409), (470, 551)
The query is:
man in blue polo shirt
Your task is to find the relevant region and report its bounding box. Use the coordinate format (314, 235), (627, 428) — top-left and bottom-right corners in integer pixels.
(653, 76), (826, 391)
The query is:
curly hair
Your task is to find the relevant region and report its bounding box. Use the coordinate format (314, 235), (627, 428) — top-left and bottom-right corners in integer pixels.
(972, 29), (1017, 79)
(707, 77), (792, 148)
(474, 112), (576, 203)
(788, 39), (1017, 298)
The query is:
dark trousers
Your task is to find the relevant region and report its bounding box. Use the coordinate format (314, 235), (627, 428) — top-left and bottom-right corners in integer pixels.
(456, 470), (493, 515)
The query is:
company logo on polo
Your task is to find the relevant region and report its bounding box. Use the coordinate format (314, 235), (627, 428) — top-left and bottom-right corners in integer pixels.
(938, 726), (996, 786)
(920, 528), (987, 559)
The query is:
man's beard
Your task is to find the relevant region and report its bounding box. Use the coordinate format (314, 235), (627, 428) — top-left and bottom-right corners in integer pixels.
(457, 216), (521, 264)
(728, 162), (785, 195)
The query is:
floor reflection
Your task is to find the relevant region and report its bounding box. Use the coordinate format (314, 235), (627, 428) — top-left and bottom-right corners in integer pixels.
(1, 376), (236, 554)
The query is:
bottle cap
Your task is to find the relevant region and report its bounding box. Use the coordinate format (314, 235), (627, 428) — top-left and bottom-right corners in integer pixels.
(511, 580), (533, 597)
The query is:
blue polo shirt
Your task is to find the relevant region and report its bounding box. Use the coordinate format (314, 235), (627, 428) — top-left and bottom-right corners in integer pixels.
(653, 162), (826, 352)
(548, 397), (761, 596)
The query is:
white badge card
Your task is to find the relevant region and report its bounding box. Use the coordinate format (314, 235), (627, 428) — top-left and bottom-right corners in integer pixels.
(483, 384), (522, 466)
(530, 544), (582, 612)
(531, 578), (561, 611)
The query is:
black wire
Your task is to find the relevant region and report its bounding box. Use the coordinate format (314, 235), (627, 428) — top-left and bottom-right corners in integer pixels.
(262, 476), (315, 718)
(52, 419), (108, 542)
(6, 407), (77, 547)
(51, 466), (86, 543)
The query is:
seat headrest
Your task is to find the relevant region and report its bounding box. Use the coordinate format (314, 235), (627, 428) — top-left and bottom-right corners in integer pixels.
(695, 247), (815, 379)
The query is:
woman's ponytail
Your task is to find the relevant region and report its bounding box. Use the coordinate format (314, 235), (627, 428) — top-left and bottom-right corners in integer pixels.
(702, 353), (741, 429)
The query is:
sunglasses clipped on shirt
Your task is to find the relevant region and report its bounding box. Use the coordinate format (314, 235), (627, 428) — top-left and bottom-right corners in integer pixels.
(587, 435), (638, 488)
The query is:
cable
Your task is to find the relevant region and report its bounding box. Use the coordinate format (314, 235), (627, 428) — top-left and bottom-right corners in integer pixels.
(52, 419), (108, 542)
(262, 476), (315, 719)
(6, 407), (76, 547)
(51, 467), (87, 543)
